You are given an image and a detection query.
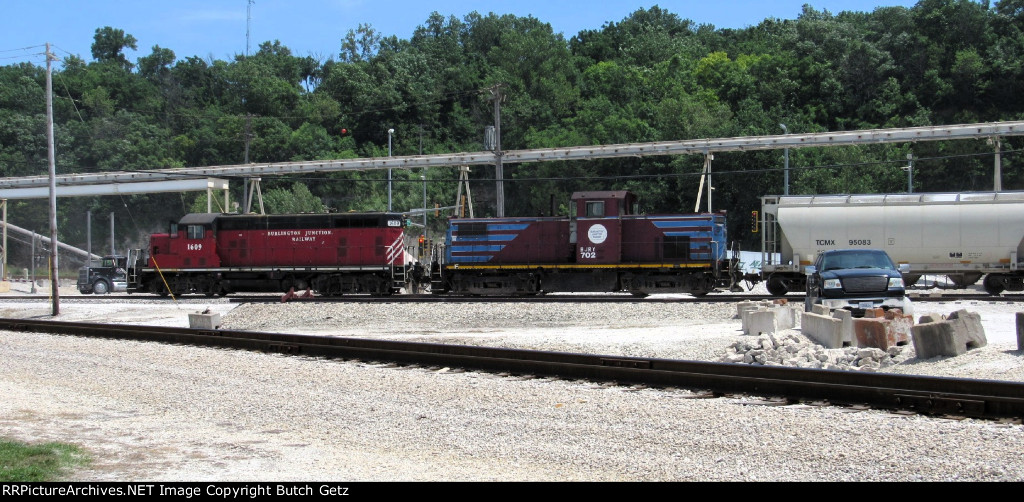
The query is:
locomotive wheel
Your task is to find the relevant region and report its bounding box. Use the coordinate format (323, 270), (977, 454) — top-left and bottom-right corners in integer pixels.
(983, 274), (1005, 296)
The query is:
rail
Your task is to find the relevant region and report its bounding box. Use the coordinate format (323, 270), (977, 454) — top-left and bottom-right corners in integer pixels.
(2, 317), (1022, 420)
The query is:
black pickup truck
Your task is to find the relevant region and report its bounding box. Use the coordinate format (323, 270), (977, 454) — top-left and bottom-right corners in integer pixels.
(804, 249), (911, 317)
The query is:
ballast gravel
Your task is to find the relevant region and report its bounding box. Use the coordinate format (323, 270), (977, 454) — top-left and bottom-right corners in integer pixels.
(1, 286), (1023, 481)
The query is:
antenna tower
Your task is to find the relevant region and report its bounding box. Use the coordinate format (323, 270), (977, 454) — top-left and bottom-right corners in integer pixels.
(246, 0), (255, 56)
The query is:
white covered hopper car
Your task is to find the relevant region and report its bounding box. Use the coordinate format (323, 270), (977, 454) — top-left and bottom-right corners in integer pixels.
(755, 191), (1024, 296)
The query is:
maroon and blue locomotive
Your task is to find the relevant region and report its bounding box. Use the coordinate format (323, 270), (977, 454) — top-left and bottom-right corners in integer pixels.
(431, 191), (738, 296)
(127, 211), (409, 296)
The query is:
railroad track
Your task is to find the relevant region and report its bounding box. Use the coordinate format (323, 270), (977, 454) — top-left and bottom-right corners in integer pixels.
(8, 292), (1024, 304)
(2, 317), (1022, 420)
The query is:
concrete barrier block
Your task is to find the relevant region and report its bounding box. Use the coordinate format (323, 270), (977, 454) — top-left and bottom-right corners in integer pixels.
(188, 312), (222, 329)
(746, 309), (777, 335)
(801, 312), (844, 349)
(831, 309), (854, 346)
(917, 313), (945, 324)
(812, 304), (830, 316)
(946, 310), (987, 350)
(736, 301), (758, 320)
(774, 306), (797, 330)
(1017, 313), (1024, 351)
(911, 321), (962, 358)
(864, 307), (886, 318)
(853, 317), (909, 351)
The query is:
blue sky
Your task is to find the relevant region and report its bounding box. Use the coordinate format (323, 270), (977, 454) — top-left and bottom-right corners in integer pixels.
(3, 0), (921, 67)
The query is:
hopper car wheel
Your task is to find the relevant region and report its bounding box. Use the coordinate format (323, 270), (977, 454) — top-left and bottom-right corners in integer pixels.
(766, 276), (788, 296)
(983, 274), (1005, 296)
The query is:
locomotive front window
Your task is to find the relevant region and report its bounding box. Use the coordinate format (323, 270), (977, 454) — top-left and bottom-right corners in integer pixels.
(187, 225), (205, 239)
(586, 201), (605, 217)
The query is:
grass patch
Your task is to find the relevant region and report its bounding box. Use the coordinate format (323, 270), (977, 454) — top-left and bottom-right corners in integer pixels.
(0, 438), (90, 481)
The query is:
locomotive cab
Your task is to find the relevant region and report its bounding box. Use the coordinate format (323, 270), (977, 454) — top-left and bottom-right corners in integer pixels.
(570, 191), (637, 265)
(149, 213), (221, 269)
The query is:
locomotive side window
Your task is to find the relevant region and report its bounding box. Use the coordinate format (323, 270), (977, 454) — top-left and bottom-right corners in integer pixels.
(586, 201), (605, 217)
(187, 225), (205, 239)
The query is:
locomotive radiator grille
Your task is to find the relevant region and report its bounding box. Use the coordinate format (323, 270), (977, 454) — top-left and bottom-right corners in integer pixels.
(843, 276), (888, 293)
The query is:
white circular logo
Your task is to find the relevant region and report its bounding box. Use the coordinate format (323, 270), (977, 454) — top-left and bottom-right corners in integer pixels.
(587, 224), (608, 244)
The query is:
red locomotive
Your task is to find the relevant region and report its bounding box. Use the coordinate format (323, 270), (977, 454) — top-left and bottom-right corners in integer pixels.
(127, 211), (409, 296)
(431, 191), (739, 296)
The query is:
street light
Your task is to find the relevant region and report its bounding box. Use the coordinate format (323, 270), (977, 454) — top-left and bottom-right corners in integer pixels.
(387, 128), (394, 211)
(780, 123), (789, 196)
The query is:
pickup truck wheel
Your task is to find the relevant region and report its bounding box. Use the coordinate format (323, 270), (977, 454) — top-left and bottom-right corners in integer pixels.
(92, 280), (110, 295)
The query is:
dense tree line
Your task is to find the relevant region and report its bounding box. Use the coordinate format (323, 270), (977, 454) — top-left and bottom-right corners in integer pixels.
(1, 0), (1022, 269)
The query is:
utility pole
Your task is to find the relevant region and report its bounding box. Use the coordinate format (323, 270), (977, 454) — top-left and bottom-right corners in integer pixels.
(992, 136), (1002, 192)
(1, 199), (6, 280)
(906, 153), (914, 194)
(780, 124), (789, 195)
(387, 128), (394, 211)
(86, 210), (91, 264)
(490, 84), (505, 217)
(45, 43), (59, 315)
(243, 113), (252, 211)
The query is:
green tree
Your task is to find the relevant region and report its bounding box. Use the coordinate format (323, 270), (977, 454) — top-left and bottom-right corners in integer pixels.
(91, 26), (138, 70)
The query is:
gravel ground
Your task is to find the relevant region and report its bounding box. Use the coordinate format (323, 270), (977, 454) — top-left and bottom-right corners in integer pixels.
(1, 282), (1023, 481)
